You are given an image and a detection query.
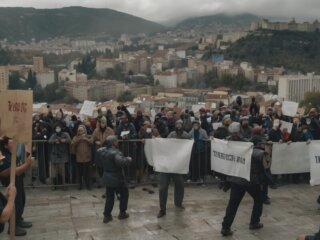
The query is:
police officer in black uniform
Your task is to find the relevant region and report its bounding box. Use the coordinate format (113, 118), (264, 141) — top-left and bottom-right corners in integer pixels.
(96, 135), (132, 224)
(221, 135), (268, 236)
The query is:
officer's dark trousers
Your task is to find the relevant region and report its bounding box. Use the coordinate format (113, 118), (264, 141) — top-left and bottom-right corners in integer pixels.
(104, 185), (129, 217)
(15, 175), (26, 224)
(222, 183), (263, 229)
(159, 173), (184, 212)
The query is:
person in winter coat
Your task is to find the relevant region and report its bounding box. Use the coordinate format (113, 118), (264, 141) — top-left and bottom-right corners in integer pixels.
(221, 136), (267, 236)
(71, 125), (93, 190)
(96, 135), (132, 224)
(157, 120), (191, 218)
(48, 125), (71, 189)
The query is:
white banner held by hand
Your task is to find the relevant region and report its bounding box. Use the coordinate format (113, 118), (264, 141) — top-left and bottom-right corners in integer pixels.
(309, 141), (320, 186)
(211, 139), (253, 181)
(144, 138), (194, 174)
(271, 142), (310, 174)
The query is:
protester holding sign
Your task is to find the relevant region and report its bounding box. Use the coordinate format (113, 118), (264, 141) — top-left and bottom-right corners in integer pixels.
(0, 137), (33, 236)
(0, 149), (16, 235)
(157, 120), (191, 218)
(221, 136), (267, 237)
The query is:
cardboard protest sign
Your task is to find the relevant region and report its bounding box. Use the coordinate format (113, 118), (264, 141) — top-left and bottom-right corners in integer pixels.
(0, 90), (33, 152)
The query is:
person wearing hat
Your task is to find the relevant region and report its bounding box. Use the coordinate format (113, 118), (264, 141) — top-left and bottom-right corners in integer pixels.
(157, 120), (191, 218)
(214, 115), (231, 140)
(96, 135), (132, 224)
(221, 136), (267, 236)
(240, 116), (252, 140)
(189, 120), (209, 183)
(0, 150), (16, 235)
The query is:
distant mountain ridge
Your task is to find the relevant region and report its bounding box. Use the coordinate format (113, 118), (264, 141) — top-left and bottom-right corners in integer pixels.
(176, 13), (261, 28)
(0, 7), (165, 41)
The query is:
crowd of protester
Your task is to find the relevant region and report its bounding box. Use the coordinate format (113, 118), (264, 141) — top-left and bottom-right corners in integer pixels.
(28, 98), (320, 188)
(1, 96), (320, 237)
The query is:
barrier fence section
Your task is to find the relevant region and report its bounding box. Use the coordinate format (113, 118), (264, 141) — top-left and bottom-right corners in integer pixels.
(27, 139), (310, 188)
(28, 139), (213, 187)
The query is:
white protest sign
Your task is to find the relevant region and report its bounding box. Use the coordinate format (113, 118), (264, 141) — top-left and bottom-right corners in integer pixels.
(282, 101), (299, 117)
(211, 103), (217, 109)
(271, 142), (310, 174)
(144, 138), (194, 174)
(79, 100), (96, 117)
(211, 139), (253, 181)
(127, 107), (135, 114)
(192, 104), (205, 113)
(309, 141), (320, 186)
(144, 139), (154, 167)
(280, 120), (293, 133)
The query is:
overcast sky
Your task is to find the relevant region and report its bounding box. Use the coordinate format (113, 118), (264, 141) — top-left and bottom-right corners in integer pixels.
(0, 0), (319, 23)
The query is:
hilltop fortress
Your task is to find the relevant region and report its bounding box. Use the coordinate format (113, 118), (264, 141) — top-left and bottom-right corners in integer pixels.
(251, 18), (320, 32)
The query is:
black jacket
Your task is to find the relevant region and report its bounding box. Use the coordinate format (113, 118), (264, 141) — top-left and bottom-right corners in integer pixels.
(96, 147), (131, 187)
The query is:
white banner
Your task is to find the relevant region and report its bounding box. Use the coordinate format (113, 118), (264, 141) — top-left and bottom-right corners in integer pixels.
(80, 100), (96, 117)
(144, 139), (194, 174)
(282, 101), (298, 117)
(271, 142), (310, 174)
(211, 139), (253, 181)
(309, 141), (320, 186)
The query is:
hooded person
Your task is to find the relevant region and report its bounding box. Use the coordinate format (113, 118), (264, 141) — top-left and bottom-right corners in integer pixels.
(157, 120), (191, 218)
(214, 115), (231, 140)
(167, 120), (190, 139)
(96, 135), (132, 224)
(240, 116), (252, 140)
(71, 125), (93, 190)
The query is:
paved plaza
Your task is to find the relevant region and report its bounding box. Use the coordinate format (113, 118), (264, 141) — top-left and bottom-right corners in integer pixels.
(2, 183), (320, 240)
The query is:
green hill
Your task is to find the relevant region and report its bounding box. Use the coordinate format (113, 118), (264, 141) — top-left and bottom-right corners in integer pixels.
(176, 13), (259, 28)
(0, 7), (165, 41)
(225, 30), (320, 73)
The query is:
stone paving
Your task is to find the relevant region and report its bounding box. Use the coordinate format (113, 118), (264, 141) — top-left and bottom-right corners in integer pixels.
(2, 183), (320, 240)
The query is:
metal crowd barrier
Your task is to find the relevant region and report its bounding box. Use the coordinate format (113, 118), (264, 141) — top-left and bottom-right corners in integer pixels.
(27, 139), (216, 188)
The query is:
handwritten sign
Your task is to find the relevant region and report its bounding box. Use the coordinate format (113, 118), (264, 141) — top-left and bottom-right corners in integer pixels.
(79, 100), (96, 117)
(0, 90), (33, 152)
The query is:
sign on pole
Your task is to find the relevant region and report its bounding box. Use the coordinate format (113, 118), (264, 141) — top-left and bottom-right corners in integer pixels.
(0, 90), (33, 240)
